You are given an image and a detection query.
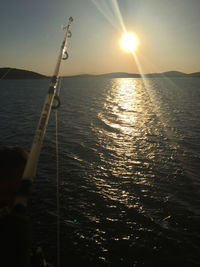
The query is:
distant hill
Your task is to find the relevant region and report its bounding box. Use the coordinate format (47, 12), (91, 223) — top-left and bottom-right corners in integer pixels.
(143, 71), (188, 78)
(1, 67), (199, 79)
(66, 72), (141, 78)
(99, 72), (141, 78)
(187, 72), (200, 77)
(65, 71), (200, 79)
(0, 68), (48, 79)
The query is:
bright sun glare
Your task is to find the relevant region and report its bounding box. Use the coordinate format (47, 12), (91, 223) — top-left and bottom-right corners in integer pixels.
(120, 32), (138, 53)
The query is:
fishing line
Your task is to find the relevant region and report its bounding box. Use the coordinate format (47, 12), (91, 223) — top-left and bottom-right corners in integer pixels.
(55, 77), (62, 267)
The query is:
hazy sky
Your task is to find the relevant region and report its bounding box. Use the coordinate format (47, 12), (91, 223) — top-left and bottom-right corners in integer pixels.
(1, 0), (200, 76)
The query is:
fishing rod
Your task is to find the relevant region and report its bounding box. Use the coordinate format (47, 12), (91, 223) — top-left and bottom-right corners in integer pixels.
(14, 17), (73, 210)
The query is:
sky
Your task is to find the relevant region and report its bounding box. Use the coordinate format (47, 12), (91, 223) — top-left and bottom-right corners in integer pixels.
(0, 0), (200, 76)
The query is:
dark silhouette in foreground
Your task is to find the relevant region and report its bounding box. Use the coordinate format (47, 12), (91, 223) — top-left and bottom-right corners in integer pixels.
(0, 146), (53, 267)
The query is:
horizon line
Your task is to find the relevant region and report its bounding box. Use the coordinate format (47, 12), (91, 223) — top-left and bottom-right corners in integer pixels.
(1, 67), (200, 78)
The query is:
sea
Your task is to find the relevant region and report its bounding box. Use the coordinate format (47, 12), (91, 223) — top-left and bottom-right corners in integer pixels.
(0, 77), (200, 267)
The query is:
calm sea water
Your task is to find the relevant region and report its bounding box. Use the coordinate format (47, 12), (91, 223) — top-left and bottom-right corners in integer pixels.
(0, 77), (200, 266)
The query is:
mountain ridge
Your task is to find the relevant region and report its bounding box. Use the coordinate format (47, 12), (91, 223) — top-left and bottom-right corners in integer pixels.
(0, 67), (200, 79)
(0, 67), (48, 79)
(66, 70), (200, 78)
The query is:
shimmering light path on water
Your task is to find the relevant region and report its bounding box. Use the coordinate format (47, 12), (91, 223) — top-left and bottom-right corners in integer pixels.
(0, 77), (200, 266)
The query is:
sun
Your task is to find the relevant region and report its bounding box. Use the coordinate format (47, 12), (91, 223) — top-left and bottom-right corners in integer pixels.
(120, 32), (138, 53)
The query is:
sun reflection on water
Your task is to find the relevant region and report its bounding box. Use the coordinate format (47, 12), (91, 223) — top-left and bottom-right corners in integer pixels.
(90, 77), (180, 223)
(92, 78), (154, 207)
(102, 78), (140, 135)
(115, 78), (136, 111)
(95, 78), (149, 161)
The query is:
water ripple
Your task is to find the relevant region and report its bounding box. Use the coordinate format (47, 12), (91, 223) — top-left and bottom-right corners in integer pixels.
(0, 77), (200, 266)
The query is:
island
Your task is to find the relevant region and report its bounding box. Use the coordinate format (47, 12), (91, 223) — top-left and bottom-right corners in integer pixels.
(0, 68), (48, 79)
